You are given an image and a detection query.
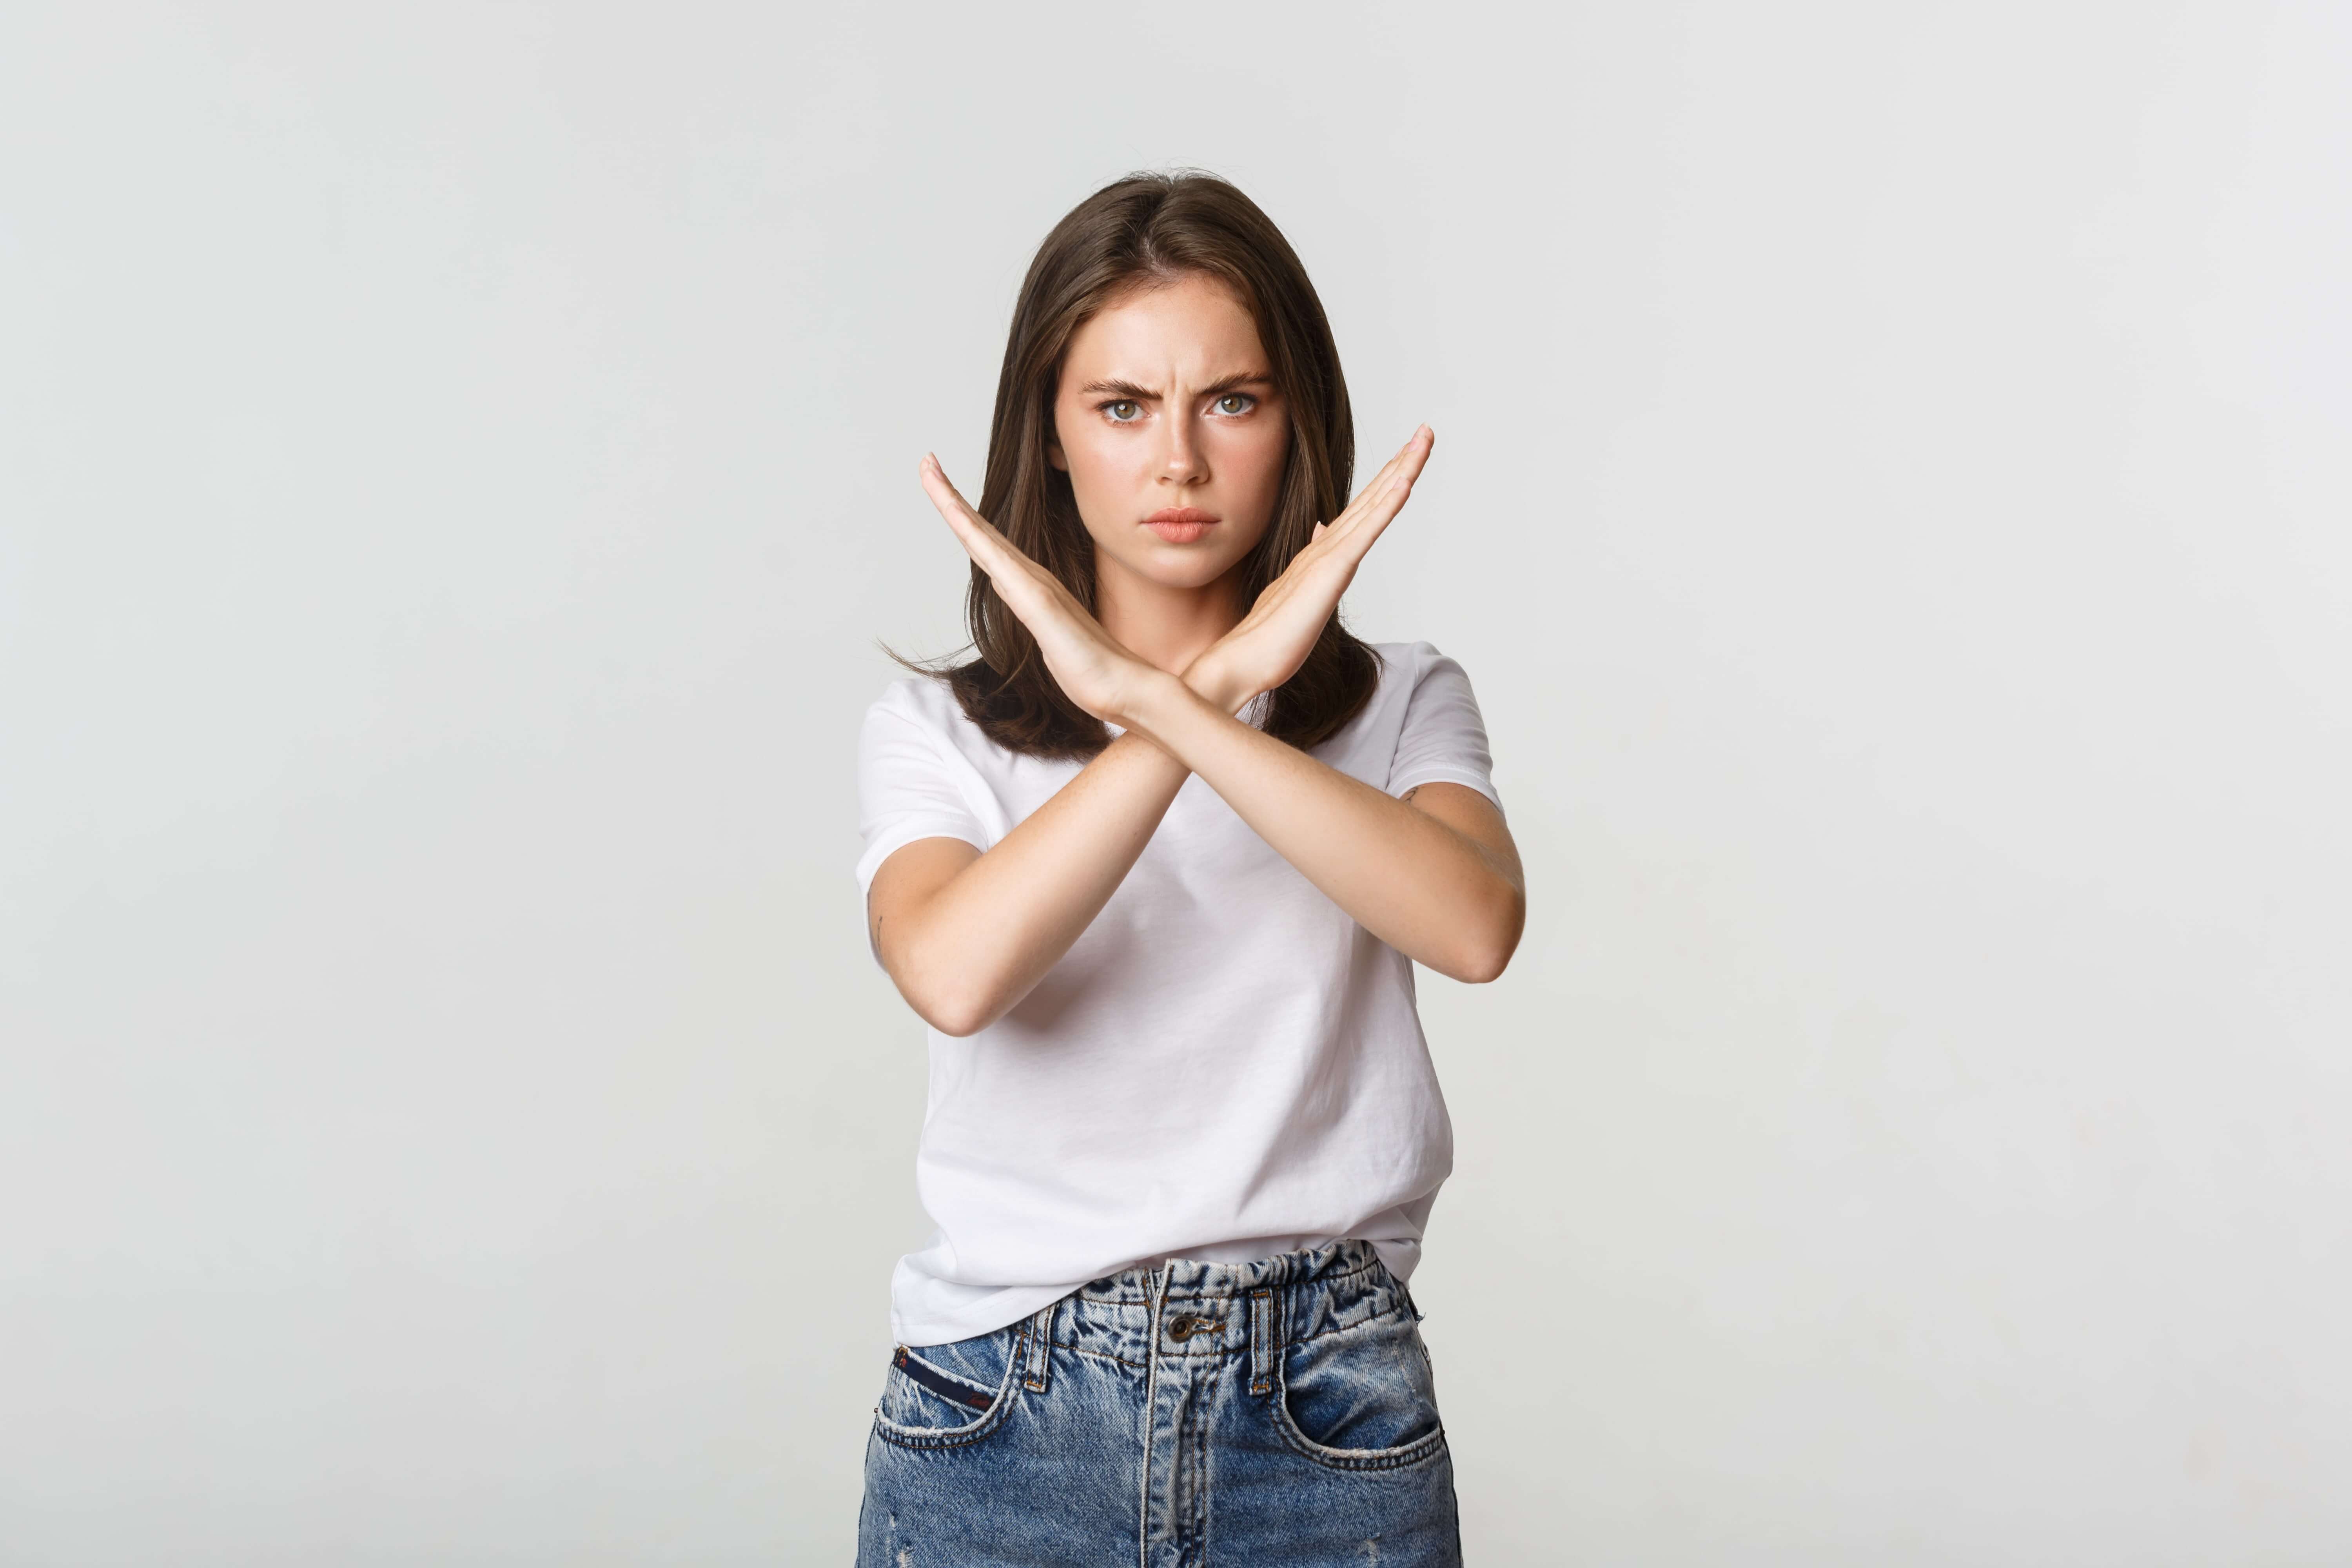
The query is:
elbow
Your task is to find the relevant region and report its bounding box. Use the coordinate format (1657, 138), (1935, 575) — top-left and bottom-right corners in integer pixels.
(1433, 932), (1514, 985)
(880, 942), (986, 1036)
(1460, 954), (1507, 985)
(1451, 893), (1525, 984)
(1453, 941), (1514, 985)
(911, 975), (1002, 1038)
(880, 924), (1002, 1036)
(913, 989), (987, 1038)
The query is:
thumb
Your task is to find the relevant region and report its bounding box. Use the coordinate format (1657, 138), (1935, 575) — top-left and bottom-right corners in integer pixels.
(1312, 520), (1328, 541)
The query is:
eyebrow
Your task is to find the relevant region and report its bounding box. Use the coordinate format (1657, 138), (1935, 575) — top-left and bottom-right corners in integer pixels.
(1076, 372), (1275, 400)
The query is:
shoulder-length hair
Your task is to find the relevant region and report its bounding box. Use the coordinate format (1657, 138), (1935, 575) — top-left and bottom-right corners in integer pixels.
(888, 169), (1381, 761)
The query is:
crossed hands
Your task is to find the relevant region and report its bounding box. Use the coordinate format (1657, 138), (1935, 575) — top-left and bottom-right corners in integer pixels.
(915, 425), (1436, 735)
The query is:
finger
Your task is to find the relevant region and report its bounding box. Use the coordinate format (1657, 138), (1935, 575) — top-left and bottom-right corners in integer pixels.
(917, 455), (1091, 636)
(1331, 425), (1433, 529)
(916, 453), (982, 527)
(1383, 425), (1434, 494)
(1345, 441), (1414, 514)
(1328, 426), (1434, 540)
(918, 455), (1019, 570)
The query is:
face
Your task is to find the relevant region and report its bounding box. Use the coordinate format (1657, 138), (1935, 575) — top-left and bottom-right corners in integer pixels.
(1047, 271), (1290, 595)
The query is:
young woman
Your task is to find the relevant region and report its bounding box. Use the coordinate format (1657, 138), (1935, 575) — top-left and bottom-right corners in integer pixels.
(853, 170), (1523, 1565)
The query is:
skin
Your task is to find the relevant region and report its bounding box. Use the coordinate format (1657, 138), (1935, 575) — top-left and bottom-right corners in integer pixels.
(1043, 272), (1292, 677)
(870, 271), (1525, 1037)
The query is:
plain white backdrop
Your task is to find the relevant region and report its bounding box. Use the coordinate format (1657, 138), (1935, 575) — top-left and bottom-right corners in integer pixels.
(4, 3), (2348, 1563)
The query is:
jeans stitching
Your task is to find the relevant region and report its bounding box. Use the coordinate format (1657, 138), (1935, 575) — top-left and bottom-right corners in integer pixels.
(1267, 1314), (1450, 1473)
(871, 1324), (1025, 1452)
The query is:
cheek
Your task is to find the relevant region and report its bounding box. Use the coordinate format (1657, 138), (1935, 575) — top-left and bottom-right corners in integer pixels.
(1059, 423), (1138, 495)
(1220, 422), (1291, 503)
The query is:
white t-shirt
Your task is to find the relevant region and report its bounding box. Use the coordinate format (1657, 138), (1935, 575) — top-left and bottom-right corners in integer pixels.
(852, 640), (1505, 1347)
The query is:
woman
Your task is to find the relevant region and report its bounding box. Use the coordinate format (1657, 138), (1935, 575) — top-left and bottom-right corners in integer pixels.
(853, 169), (1523, 1565)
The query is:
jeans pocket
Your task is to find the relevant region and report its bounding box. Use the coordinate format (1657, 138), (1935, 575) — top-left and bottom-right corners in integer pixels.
(872, 1323), (1023, 1450)
(1272, 1308), (1449, 1470)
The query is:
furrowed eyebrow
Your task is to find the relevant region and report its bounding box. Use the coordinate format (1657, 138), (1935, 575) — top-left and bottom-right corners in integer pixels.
(1076, 373), (1274, 401)
(1198, 373), (1274, 398)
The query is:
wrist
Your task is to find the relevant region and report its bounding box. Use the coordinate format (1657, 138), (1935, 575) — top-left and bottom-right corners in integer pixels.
(1118, 665), (1195, 739)
(1179, 653), (1257, 718)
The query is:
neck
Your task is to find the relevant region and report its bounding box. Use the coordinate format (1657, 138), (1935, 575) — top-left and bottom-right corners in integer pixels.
(1093, 554), (1244, 679)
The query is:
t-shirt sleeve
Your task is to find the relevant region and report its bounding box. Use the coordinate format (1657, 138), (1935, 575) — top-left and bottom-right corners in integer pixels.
(853, 687), (992, 971)
(1386, 643), (1507, 823)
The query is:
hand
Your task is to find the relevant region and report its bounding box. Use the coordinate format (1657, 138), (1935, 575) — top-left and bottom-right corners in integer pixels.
(1183, 425), (1434, 710)
(916, 454), (1169, 725)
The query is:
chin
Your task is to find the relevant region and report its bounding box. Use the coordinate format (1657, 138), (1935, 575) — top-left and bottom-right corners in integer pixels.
(1138, 556), (1237, 588)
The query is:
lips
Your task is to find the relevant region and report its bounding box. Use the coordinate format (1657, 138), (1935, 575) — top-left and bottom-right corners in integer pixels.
(1143, 506), (1219, 544)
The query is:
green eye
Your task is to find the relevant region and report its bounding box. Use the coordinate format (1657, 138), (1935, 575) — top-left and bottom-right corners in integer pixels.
(1216, 394), (1254, 415)
(1106, 400), (1141, 421)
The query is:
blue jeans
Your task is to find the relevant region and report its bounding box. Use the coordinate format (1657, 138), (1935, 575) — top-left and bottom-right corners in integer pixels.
(857, 1237), (1462, 1566)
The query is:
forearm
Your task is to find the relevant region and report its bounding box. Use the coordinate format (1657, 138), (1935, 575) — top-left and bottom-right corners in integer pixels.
(892, 730), (1186, 1034)
(1118, 672), (1517, 981)
(893, 675), (1256, 1035)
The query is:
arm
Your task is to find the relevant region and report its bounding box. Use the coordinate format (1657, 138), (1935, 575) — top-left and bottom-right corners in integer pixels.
(868, 673), (1255, 1038)
(890, 424), (1523, 1031)
(866, 733), (1175, 1038)
(1117, 671), (1524, 983)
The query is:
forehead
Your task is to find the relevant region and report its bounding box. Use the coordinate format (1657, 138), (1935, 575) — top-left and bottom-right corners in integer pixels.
(1060, 272), (1268, 383)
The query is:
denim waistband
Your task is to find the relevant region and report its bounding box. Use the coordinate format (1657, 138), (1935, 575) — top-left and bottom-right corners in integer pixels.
(1012, 1238), (1419, 1391)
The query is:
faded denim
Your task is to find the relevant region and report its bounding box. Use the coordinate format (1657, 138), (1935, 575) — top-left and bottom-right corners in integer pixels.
(857, 1237), (1462, 1566)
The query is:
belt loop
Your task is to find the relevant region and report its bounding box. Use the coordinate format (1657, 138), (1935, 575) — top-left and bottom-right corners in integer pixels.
(1248, 1286), (1276, 1396)
(1022, 1298), (1055, 1392)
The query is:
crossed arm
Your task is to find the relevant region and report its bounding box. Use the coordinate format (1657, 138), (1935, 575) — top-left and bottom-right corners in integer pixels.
(867, 703), (1523, 1039)
(867, 426), (1525, 1037)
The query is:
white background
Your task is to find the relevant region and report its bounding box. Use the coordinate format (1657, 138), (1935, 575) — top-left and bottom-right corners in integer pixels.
(4, 3), (2348, 1562)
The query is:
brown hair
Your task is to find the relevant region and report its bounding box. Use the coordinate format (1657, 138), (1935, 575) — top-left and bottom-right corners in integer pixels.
(883, 168), (1380, 760)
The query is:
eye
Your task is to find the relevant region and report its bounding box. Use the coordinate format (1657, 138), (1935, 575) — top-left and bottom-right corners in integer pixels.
(1213, 393), (1257, 416)
(1103, 399), (1142, 423)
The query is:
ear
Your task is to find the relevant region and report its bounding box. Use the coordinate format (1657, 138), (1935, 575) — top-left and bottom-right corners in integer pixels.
(1045, 425), (1069, 472)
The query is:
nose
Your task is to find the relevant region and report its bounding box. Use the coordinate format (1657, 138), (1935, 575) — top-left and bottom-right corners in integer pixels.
(1160, 411), (1208, 487)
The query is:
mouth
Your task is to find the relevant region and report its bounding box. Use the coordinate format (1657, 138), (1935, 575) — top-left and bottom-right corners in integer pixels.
(1142, 506), (1220, 544)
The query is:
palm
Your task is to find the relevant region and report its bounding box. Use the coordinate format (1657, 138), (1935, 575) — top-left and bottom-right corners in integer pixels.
(915, 456), (1153, 723)
(1201, 426), (1434, 706)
